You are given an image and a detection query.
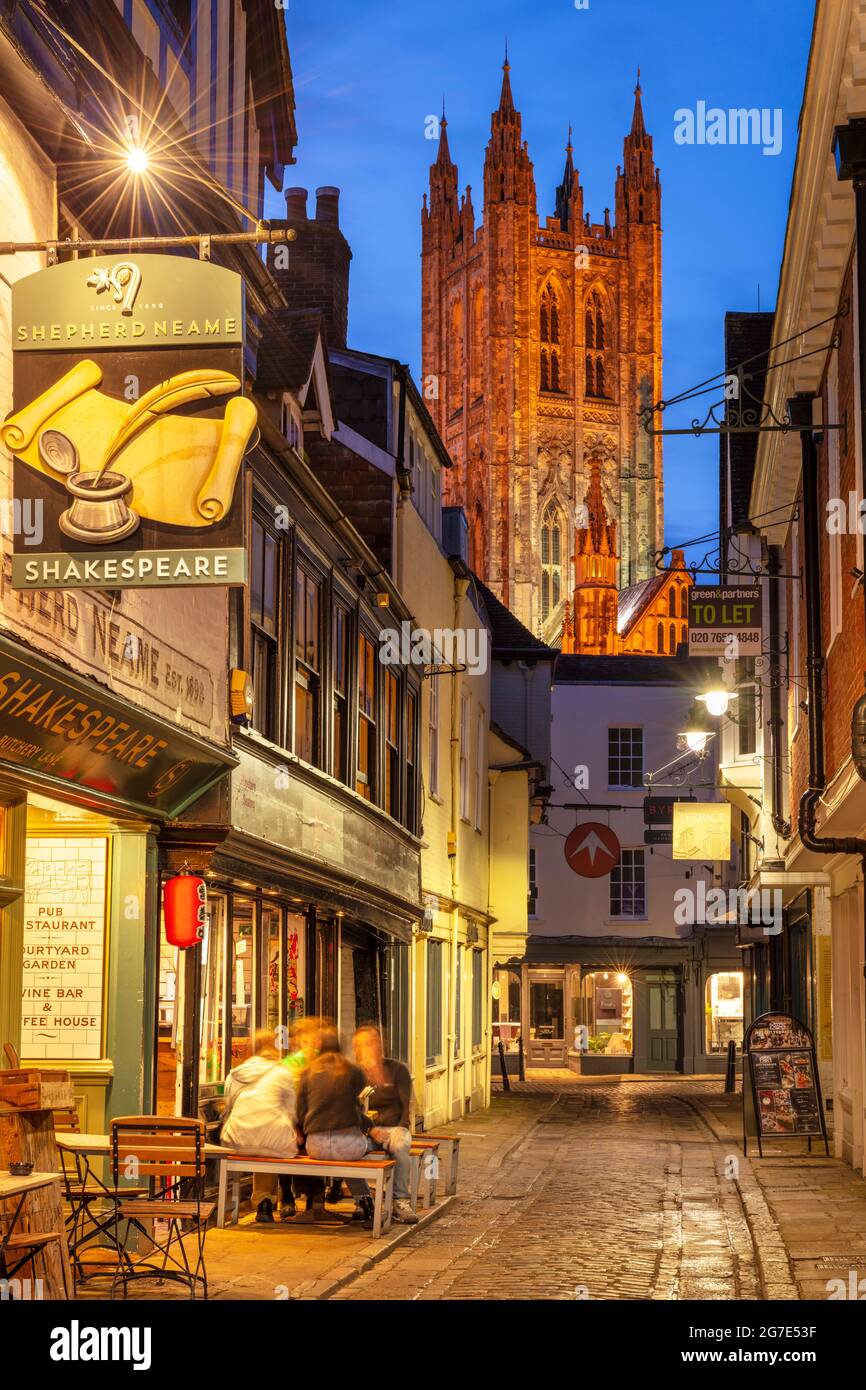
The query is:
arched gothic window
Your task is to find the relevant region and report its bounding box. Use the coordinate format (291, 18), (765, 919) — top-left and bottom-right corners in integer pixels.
(657, 622), (665, 654)
(669, 623), (677, 654)
(449, 298), (463, 416)
(541, 501), (564, 622)
(470, 287), (484, 400)
(540, 284), (564, 393)
(584, 291), (609, 400)
(668, 588), (677, 617)
(680, 587), (689, 619)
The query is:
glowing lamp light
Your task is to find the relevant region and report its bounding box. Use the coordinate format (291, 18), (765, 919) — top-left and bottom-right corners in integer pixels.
(680, 700), (714, 754)
(126, 147), (149, 175)
(698, 688), (739, 718)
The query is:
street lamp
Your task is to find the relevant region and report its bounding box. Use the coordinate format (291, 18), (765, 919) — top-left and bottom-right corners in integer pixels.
(697, 687), (739, 718)
(126, 148), (149, 175)
(680, 700), (715, 754)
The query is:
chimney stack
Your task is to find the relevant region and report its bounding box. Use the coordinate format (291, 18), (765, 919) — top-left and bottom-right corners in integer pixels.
(268, 183), (352, 349)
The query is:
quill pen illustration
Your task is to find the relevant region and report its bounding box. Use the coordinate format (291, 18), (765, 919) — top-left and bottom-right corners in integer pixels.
(93, 369), (242, 484)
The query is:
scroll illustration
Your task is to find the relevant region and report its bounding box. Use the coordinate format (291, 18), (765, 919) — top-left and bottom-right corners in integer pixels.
(0, 360), (257, 542)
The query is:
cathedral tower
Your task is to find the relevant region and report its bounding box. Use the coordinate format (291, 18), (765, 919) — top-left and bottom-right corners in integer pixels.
(421, 60), (664, 641)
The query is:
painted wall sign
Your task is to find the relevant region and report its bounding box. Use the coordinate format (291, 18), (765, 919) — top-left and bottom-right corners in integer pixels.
(672, 800), (732, 860)
(2, 255), (254, 589)
(0, 633), (235, 817)
(564, 821), (621, 878)
(21, 835), (108, 1061)
(688, 584), (762, 654)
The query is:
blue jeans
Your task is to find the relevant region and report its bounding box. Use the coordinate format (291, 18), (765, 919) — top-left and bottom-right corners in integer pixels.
(305, 1128), (371, 1196)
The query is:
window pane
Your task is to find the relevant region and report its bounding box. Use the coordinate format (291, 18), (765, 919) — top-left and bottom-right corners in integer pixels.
(529, 982), (563, 1039)
(230, 898), (255, 1066)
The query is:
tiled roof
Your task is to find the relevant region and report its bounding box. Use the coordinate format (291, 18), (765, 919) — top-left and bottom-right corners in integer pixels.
(256, 308), (328, 394)
(617, 573), (667, 635)
(554, 651), (719, 685)
(472, 577), (555, 658)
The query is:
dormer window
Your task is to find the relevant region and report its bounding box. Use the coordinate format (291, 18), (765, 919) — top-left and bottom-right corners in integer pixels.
(281, 398), (302, 452)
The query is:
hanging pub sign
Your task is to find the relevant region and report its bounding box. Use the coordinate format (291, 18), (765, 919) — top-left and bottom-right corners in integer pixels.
(672, 800), (732, 860)
(688, 584), (762, 655)
(742, 1012), (829, 1158)
(2, 254), (256, 590)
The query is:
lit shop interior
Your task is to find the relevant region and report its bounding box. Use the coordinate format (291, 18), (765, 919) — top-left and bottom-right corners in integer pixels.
(491, 962), (745, 1074)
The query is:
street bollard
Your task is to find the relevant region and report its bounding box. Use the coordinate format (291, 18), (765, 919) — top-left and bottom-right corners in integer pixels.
(518, 1033), (526, 1082)
(497, 1039), (510, 1091)
(724, 1038), (737, 1093)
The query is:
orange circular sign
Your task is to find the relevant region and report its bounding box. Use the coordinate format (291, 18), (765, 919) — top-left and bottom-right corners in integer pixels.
(564, 821), (621, 878)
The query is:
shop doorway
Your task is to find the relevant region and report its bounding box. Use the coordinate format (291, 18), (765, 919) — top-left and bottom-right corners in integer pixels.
(526, 970), (566, 1067)
(647, 969), (681, 1071)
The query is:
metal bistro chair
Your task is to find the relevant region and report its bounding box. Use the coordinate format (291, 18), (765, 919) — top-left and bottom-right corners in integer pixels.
(109, 1115), (215, 1300)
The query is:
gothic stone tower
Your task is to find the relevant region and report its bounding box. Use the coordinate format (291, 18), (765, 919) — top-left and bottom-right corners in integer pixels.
(421, 59), (663, 641)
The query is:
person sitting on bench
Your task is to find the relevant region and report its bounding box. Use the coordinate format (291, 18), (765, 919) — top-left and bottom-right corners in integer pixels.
(293, 1029), (373, 1226)
(221, 1030), (298, 1225)
(354, 1025), (418, 1225)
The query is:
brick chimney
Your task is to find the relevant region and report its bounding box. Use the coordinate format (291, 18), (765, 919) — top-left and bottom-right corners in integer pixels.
(269, 184), (352, 348)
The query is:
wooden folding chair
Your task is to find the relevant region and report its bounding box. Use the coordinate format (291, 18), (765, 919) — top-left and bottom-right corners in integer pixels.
(109, 1116), (215, 1300)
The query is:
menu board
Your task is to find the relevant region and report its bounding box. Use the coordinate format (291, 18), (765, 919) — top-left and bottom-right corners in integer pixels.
(20, 835), (108, 1061)
(743, 1011), (827, 1155)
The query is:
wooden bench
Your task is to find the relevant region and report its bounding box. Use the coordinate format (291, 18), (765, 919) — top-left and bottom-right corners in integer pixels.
(412, 1134), (460, 1196)
(409, 1140), (440, 1211)
(215, 1153), (395, 1238)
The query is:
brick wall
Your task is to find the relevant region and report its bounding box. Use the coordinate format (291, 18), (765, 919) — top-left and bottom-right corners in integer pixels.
(268, 187), (352, 349)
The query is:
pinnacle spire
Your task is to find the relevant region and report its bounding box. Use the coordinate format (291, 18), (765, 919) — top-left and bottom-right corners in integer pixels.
(556, 125), (576, 229)
(630, 67), (647, 141)
(497, 46), (515, 116)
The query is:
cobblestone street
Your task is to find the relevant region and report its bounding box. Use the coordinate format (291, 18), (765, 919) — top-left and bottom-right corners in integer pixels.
(331, 1078), (866, 1302)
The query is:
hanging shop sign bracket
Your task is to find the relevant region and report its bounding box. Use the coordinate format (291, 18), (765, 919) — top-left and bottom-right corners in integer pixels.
(0, 229), (295, 261)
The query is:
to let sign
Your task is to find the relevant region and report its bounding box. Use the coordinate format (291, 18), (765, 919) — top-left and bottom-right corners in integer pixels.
(688, 585), (762, 655)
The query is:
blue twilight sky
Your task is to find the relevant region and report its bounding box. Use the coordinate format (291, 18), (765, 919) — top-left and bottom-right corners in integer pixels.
(268, 0), (816, 548)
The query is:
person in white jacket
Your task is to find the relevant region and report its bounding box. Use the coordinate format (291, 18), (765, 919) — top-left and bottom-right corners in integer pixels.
(221, 1031), (298, 1223)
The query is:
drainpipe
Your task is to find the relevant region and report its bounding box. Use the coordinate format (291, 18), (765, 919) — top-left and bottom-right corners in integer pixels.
(447, 575), (469, 1117)
(767, 545), (791, 842)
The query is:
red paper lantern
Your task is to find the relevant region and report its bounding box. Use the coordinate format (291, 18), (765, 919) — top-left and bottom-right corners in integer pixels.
(164, 871), (206, 949)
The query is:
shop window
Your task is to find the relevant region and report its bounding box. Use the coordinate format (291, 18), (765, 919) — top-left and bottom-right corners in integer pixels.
(384, 670), (400, 819)
(332, 603), (351, 783)
(285, 911), (307, 1023)
(474, 707), (485, 830)
(356, 632), (377, 801)
(197, 892), (228, 1099)
(578, 971), (633, 1056)
(294, 564), (321, 765)
(426, 938), (444, 1065)
(21, 814), (109, 1063)
(610, 848), (646, 918)
(608, 726), (644, 788)
(406, 689), (419, 833)
(705, 971), (744, 1054)
(250, 512), (282, 743)
(529, 979), (563, 1042)
(230, 897), (255, 1066)
(261, 903), (282, 1040)
(492, 967), (521, 1054)
(471, 949), (484, 1050)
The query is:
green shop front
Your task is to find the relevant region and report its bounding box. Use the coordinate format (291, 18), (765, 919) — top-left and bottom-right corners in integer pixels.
(0, 633), (235, 1132)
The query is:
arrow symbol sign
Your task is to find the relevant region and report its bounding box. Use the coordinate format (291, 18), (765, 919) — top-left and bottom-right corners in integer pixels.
(575, 829), (614, 865)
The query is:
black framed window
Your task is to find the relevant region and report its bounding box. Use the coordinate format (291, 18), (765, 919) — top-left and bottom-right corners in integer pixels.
(610, 849), (646, 918)
(294, 564), (321, 765)
(356, 632), (377, 801)
(250, 512), (281, 742)
(608, 726), (644, 788)
(406, 688), (419, 833)
(332, 602), (351, 783)
(384, 669), (400, 818)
